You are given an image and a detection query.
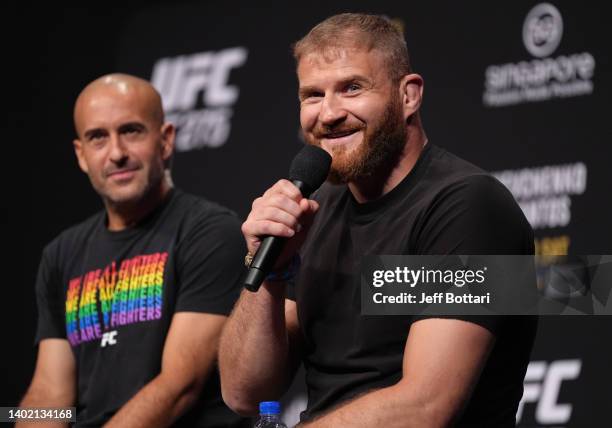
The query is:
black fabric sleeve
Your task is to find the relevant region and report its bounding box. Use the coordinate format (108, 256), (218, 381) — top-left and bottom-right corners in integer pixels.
(416, 174), (534, 255)
(413, 174), (534, 334)
(34, 244), (67, 343)
(174, 212), (246, 316)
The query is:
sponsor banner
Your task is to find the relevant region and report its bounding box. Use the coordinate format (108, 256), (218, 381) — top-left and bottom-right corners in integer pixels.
(517, 359), (582, 426)
(483, 3), (596, 107)
(493, 162), (587, 230)
(151, 47), (248, 151)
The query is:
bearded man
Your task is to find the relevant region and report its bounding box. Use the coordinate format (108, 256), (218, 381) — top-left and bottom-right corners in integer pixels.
(219, 13), (536, 428)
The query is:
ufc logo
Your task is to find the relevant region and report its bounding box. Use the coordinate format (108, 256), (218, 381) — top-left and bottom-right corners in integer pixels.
(151, 47), (248, 111)
(100, 331), (118, 347)
(516, 359), (582, 424)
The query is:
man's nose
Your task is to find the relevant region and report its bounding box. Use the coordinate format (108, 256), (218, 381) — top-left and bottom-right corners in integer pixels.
(108, 134), (128, 163)
(319, 93), (347, 127)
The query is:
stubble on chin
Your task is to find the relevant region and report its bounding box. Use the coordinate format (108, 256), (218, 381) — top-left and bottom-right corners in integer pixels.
(99, 166), (164, 209)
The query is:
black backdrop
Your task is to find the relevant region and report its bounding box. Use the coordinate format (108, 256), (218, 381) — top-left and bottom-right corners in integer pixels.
(6, 1), (610, 426)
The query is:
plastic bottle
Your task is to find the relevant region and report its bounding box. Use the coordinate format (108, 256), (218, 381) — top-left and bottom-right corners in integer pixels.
(254, 401), (288, 428)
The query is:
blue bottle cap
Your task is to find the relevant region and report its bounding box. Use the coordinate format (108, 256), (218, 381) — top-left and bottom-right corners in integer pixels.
(259, 401), (281, 415)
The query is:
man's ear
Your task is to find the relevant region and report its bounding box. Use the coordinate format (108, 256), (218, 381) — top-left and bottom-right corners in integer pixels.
(399, 73), (424, 120)
(73, 139), (89, 173)
(160, 122), (175, 161)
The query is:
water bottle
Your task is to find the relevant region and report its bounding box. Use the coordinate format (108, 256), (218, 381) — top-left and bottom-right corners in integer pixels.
(254, 401), (288, 428)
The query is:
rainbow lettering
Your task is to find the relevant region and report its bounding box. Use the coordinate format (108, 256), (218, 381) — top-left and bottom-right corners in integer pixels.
(65, 252), (167, 346)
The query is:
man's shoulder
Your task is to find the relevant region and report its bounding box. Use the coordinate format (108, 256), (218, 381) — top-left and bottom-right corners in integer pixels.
(172, 189), (240, 226)
(174, 190), (237, 216)
(169, 190), (242, 248)
(44, 211), (104, 255)
(427, 145), (489, 186)
(416, 146), (533, 253)
(420, 145), (516, 207)
(36, 211), (104, 272)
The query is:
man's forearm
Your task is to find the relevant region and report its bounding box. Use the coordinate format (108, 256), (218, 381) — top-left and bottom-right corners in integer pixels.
(16, 389), (73, 428)
(298, 384), (448, 428)
(219, 282), (295, 414)
(103, 373), (197, 428)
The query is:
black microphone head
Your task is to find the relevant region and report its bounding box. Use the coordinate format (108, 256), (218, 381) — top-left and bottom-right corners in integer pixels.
(288, 145), (332, 195)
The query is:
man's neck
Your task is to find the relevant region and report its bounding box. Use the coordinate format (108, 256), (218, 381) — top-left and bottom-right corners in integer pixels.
(105, 181), (172, 231)
(348, 129), (427, 204)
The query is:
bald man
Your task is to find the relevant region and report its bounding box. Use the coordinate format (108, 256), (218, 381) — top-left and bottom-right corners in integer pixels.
(19, 74), (249, 427)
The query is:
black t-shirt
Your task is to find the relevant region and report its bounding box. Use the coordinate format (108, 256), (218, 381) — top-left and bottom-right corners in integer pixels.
(35, 189), (249, 428)
(292, 144), (537, 427)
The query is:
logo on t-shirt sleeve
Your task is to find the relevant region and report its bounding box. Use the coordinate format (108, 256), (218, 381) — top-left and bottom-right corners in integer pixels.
(65, 252), (168, 346)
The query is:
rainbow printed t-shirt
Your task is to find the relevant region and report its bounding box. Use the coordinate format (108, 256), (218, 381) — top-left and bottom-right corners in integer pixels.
(34, 189), (246, 427)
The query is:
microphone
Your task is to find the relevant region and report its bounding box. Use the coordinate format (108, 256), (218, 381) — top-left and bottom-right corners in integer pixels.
(244, 145), (332, 292)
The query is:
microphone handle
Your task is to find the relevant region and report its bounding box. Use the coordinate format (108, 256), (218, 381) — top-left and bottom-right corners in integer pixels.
(244, 180), (308, 292)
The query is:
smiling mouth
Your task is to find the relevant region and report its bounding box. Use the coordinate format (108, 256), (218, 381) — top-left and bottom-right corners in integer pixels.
(107, 168), (139, 179)
(321, 129), (359, 139)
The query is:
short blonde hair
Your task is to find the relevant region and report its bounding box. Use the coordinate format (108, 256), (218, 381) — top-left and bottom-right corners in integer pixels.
(293, 13), (412, 81)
